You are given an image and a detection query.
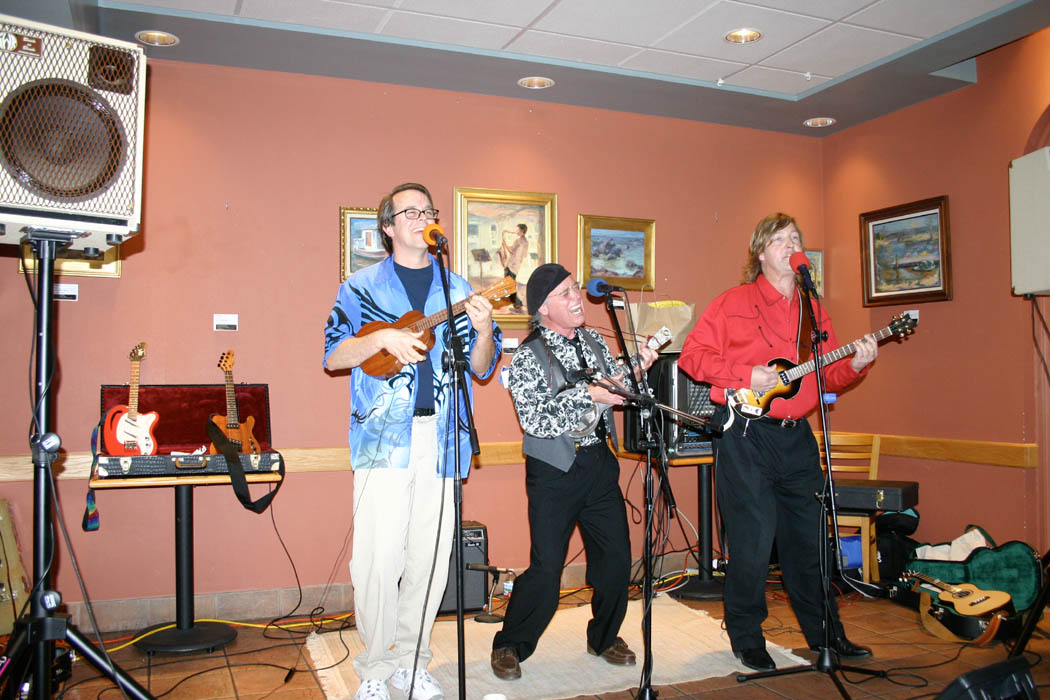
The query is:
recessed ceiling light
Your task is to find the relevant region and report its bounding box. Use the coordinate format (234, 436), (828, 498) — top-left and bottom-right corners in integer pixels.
(803, 117), (837, 128)
(724, 28), (762, 44)
(135, 30), (180, 47)
(517, 76), (555, 90)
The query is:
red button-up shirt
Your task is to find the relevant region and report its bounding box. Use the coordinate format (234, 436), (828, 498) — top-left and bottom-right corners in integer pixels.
(679, 275), (865, 420)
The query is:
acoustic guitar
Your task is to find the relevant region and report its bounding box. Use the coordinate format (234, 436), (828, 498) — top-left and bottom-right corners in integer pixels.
(102, 342), (159, 456)
(726, 313), (917, 420)
(904, 570), (1012, 617)
(209, 350), (261, 455)
(359, 276), (516, 379)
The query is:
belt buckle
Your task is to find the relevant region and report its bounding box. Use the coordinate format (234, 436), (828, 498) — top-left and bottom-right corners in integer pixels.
(780, 418), (798, 428)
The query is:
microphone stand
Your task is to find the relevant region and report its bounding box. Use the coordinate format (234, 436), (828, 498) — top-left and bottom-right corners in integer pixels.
(431, 237), (480, 700)
(736, 271), (884, 699)
(598, 292), (675, 700)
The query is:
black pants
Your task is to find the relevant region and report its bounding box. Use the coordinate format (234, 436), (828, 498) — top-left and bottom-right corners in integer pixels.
(492, 444), (630, 661)
(713, 407), (845, 651)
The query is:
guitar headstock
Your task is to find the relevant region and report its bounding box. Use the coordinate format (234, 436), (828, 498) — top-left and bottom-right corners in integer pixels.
(129, 342), (147, 361)
(218, 350), (235, 372)
(646, 325), (673, 351)
(889, 313), (918, 338)
(483, 276), (518, 303)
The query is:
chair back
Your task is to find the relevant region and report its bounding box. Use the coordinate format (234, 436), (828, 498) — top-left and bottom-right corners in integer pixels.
(816, 431), (880, 479)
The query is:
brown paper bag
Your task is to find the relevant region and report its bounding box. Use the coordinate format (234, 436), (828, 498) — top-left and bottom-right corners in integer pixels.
(629, 300), (696, 353)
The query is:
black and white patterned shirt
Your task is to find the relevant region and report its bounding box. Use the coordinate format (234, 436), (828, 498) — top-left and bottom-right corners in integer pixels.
(508, 326), (620, 447)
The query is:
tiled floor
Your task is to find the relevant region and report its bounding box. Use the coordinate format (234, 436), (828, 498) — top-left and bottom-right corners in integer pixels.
(52, 584), (1050, 700)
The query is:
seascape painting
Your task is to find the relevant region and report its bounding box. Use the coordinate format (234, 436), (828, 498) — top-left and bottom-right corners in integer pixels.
(860, 196), (951, 306)
(590, 228), (645, 280)
(578, 214), (655, 292)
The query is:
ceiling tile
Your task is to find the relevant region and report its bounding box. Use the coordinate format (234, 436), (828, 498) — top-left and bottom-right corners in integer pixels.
(726, 64), (830, 94)
(113, 0), (239, 13)
(621, 50), (747, 82)
(396, 0), (551, 27)
(381, 13), (520, 50)
(656, 1), (830, 63)
(762, 23), (917, 76)
(238, 0), (388, 32)
(533, 0), (708, 46)
(846, 0), (1016, 38)
(736, 0), (873, 21)
(507, 30), (640, 67)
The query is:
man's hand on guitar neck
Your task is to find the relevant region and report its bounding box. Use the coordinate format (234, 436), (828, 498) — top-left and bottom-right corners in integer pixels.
(850, 334), (878, 372)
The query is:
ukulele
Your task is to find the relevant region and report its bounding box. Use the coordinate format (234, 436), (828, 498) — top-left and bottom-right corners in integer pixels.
(904, 571), (1012, 617)
(358, 276), (516, 378)
(208, 350), (261, 455)
(726, 313), (917, 420)
(102, 342), (159, 456)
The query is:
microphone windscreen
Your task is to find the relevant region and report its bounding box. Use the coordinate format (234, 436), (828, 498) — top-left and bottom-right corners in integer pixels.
(422, 223), (445, 246)
(789, 251), (810, 273)
(586, 277), (608, 298)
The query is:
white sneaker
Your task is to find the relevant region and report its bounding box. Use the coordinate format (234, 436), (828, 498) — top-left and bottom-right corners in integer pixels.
(354, 678), (391, 700)
(389, 668), (443, 700)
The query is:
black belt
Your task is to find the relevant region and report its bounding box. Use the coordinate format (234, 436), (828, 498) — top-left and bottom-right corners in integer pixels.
(413, 408), (435, 417)
(761, 415), (800, 428)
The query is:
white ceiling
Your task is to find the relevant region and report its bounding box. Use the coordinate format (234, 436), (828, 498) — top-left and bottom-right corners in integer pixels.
(8, 0), (1050, 135)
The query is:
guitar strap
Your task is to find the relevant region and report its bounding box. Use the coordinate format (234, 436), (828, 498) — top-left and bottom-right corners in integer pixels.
(206, 417), (284, 514)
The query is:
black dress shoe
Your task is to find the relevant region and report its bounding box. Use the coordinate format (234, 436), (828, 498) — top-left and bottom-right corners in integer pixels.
(810, 638), (873, 659)
(734, 647), (775, 671)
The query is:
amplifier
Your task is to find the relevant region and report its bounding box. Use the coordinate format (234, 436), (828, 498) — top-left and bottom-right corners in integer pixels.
(624, 354), (716, 457)
(438, 521), (488, 615)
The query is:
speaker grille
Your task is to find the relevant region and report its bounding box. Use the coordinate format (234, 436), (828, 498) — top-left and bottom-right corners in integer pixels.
(0, 17), (143, 221)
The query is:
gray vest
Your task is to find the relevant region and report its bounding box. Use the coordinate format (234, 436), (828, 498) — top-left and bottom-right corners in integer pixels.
(520, 329), (619, 471)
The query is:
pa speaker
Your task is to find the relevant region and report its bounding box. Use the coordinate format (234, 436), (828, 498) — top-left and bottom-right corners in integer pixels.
(935, 656), (1037, 700)
(0, 14), (146, 254)
(624, 353), (716, 457)
(438, 521), (488, 615)
(1009, 147), (1050, 296)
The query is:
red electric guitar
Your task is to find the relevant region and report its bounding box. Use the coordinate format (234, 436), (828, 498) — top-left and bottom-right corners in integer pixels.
(102, 342), (159, 456)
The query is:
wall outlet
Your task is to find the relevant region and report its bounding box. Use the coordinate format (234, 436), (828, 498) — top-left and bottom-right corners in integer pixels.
(904, 309), (919, 321)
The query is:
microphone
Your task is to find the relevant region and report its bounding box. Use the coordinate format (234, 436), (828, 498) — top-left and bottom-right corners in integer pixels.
(585, 277), (626, 298)
(789, 251), (817, 294)
(422, 223), (447, 248)
(466, 563), (513, 575)
(567, 367), (597, 385)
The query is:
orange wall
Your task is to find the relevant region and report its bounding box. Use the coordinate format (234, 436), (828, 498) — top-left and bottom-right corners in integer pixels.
(0, 27), (1046, 602)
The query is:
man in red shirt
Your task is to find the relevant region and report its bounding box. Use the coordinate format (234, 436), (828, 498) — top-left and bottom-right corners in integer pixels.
(679, 212), (877, 672)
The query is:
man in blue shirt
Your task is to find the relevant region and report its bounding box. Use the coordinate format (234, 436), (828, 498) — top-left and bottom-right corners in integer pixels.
(324, 182), (501, 700)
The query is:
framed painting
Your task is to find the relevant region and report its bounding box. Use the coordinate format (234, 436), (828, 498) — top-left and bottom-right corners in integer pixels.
(340, 206), (383, 281)
(454, 187), (557, 329)
(806, 249), (824, 297)
(578, 214), (654, 292)
(860, 195), (951, 307)
(19, 244), (121, 278)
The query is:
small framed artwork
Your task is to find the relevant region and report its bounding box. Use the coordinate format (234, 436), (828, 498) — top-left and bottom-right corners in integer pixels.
(578, 214), (655, 292)
(454, 187), (557, 329)
(339, 206), (382, 281)
(806, 249), (824, 297)
(860, 195), (951, 307)
(19, 244), (121, 278)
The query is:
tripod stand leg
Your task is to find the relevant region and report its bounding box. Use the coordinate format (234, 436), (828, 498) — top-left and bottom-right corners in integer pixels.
(65, 624), (154, 700)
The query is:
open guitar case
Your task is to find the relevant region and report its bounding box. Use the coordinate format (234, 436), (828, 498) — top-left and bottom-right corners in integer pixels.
(886, 525), (1043, 645)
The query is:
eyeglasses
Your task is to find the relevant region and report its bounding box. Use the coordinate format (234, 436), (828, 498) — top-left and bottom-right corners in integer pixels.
(551, 283), (581, 298)
(392, 207), (439, 221)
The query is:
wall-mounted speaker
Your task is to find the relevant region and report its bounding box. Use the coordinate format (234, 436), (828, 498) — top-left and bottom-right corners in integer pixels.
(1009, 147), (1050, 296)
(0, 14), (146, 254)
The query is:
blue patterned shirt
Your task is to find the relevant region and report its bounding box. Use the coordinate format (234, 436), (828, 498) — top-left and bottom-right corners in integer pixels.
(323, 255), (502, 477)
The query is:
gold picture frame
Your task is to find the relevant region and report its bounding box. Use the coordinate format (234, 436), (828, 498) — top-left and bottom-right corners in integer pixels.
(806, 249), (824, 297)
(454, 187), (557, 329)
(578, 214), (655, 292)
(339, 206), (382, 281)
(18, 244), (121, 278)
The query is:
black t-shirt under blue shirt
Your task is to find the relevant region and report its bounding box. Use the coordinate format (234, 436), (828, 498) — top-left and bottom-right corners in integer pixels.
(394, 261), (434, 411)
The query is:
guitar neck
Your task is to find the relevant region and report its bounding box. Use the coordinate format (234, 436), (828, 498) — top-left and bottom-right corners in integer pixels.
(911, 572), (952, 593)
(410, 298), (470, 334)
(224, 370), (240, 425)
(128, 361), (142, 419)
(785, 324), (896, 382)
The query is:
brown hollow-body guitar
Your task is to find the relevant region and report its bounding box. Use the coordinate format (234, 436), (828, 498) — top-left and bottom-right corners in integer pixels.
(209, 350), (261, 455)
(358, 276), (516, 379)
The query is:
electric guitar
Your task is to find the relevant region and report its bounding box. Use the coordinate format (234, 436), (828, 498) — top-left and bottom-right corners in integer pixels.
(209, 350), (261, 455)
(904, 571), (1012, 617)
(726, 313), (917, 420)
(359, 276), (516, 379)
(102, 342), (159, 456)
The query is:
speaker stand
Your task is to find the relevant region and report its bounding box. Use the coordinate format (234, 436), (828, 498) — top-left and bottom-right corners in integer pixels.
(670, 462), (723, 601)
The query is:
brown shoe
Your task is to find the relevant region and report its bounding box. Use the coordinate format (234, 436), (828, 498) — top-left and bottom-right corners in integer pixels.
(490, 647), (521, 680)
(587, 637), (636, 666)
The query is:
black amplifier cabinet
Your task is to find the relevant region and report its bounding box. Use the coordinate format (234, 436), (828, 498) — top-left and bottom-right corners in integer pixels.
(624, 354), (716, 457)
(438, 521), (488, 615)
